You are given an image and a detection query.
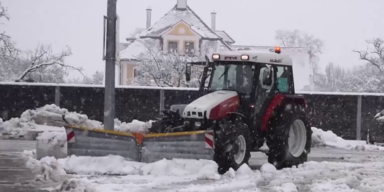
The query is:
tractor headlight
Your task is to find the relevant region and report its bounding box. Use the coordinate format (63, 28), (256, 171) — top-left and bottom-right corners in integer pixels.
(195, 121), (202, 127)
(212, 54), (220, 60)
(241, 54), (249, 60)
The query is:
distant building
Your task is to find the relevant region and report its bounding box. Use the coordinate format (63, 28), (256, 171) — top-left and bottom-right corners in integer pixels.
(118, 0), (313, 91)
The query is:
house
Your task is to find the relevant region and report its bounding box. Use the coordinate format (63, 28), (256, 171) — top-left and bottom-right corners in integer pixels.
(118, 0), (314, 91)
(118, 0), (233, 85)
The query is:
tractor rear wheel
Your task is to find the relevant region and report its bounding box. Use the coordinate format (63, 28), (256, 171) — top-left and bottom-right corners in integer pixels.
(266, 105), (312, 169)
(214, 120), (251, 174)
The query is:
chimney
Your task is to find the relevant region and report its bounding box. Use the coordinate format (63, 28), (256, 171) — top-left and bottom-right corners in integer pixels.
(146, 7), (152, 29)
(176, 0), (187, 10)
(211, 11), (216, 31)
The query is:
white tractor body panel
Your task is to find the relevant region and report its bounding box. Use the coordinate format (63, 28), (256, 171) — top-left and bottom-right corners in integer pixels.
(182, 90), (238, 119)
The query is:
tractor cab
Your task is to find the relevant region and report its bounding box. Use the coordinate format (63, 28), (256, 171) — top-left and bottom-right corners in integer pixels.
(185, 47), (295, 122)
(151, 47), (311, 174)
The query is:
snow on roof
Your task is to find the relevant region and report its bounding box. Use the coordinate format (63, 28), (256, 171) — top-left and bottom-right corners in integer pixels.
(201, 40), (231, 54)
(119, 40), (146, 60)
(119, 38), (230, 60)
(215, 30), (235, 44)
(119, 39), (161, 60)
(230, 45), (309, 52)
(138, 5), (221, 40)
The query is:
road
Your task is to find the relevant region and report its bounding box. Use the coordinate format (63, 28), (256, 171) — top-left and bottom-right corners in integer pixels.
(0, 139), (382, 192)
(0, 140), (62, 192)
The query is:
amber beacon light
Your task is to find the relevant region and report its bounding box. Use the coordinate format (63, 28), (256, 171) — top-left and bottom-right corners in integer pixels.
(275, 47), (281, 54)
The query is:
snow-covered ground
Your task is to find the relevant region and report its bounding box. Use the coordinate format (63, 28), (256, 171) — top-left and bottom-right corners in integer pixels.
(311, 127), (384, 151)
(4, 105), (384, 191)
(22, 150), (384, 192)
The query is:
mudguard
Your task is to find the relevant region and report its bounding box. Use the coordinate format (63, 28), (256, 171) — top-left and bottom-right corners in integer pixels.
(261, 93), (307, 131)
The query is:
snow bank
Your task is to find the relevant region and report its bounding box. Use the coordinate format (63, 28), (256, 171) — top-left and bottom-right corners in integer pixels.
(311, 127), (384, 151)
(26, 154), (222, 189)
(21, 104), (103, 129)
(374, 110), (384, 123)
(261, 161), (384, 192)
(25, 156), (67, 182)
(0, 104), (154, 139)
(50, 178), (96, 192)
(36, 131), (67, 160)
(176, 164), (261, 192)
(0, 117), (37, 139)
(56, 155), (220, 179)
(114, 119), (153, 134)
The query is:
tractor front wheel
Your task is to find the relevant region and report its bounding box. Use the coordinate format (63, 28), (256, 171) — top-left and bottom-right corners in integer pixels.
(214, 120), (251, 174)
(266, 105), (312, 169)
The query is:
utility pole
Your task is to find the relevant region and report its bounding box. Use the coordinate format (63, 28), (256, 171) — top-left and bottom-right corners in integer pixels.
(104, 0), (117, 130)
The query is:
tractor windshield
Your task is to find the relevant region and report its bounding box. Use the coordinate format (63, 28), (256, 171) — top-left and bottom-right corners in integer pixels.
(210, 64), (255, 94)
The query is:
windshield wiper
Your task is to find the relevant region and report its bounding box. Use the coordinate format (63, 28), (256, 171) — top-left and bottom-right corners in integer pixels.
(219, 66), (229, 80)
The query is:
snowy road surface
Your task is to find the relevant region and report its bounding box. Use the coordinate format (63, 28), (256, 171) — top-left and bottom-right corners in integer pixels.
(0, 140), (63, 192)
(0, 139), (38, 192)
(2, 139), (384, 192)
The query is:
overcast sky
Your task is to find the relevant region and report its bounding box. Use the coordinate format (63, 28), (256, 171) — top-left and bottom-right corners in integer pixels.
(2, 0), (383, 80)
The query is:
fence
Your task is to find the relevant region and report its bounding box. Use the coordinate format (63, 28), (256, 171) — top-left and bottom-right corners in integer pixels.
(1, 82), (384, 141)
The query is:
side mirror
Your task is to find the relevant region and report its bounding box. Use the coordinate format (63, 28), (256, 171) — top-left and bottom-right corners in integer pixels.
(185, 64), (191, 82)
(262, 67), (273, 86)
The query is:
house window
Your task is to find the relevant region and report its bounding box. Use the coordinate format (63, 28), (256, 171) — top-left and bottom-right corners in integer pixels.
(168, 41), (178, 53)
(134, 68), (142, 77)
(185, 42), (195, 55)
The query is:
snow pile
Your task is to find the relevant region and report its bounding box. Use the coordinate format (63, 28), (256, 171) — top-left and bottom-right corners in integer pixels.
(0, 117), (37, 139)
(56, 155), (220, 179)
(21, 104), (103, 129)
(257, 161), (384, 192)
(176, 164), (260, 192)
(36, 131), (67, 160)
(0, 104), (154, 139)
(25, 156), (67, 182)
(50, 178), (96, 192)
(311, 127), (384, 151)
(374, 110), (384, 123)
(57, 155), (142, 175)
(272, 183), (298, 192)
(114, 119), (153, 134)
(22, 149), (37, 159)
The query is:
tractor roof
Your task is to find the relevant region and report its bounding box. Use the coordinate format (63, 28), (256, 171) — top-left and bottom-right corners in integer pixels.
(210, 50), (293, 66)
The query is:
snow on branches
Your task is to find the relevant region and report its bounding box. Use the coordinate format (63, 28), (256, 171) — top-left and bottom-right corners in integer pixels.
(16, 44), (83, 82)
(0, 3), (81, 83)
(275, 29), (324, 73)
(353, 38), (384, 72)
(132, 39), (219, 87)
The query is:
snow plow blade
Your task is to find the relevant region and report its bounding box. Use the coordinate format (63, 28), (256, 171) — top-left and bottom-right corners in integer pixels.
(141, 130), (215, 163)
(65, 126), (216, 164)
(65, 126), (141, 161)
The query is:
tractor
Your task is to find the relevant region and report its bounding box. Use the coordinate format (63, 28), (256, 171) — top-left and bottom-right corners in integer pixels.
(149, 47), (312, 174)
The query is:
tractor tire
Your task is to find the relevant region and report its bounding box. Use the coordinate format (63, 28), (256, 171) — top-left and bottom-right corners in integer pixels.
(266, 104), (312, 170)
(214, 120), (251, 174)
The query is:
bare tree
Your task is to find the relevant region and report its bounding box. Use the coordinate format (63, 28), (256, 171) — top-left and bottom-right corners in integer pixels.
(275, 30), (324, 72)
(0, 2), (82, 83)
(0, 1), (19, 76)
(353, 38), (384, 72)
(132, 39), (218, 87)
(66, 70), (104, 85)
(17, 45), (84, 81)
